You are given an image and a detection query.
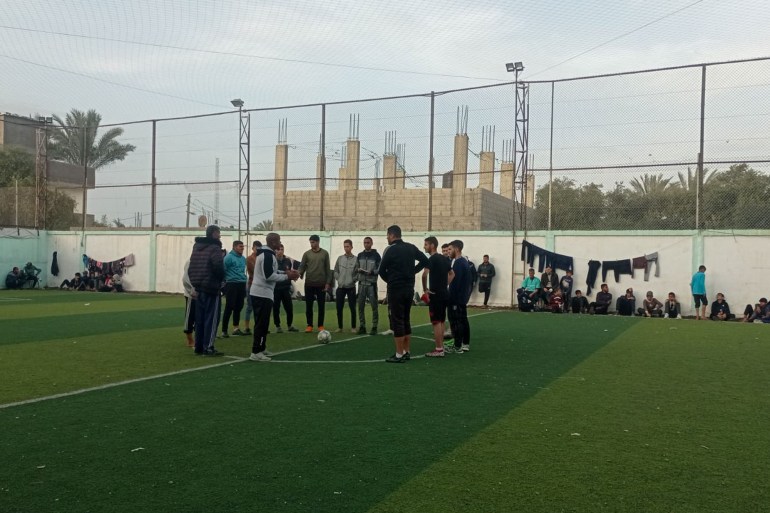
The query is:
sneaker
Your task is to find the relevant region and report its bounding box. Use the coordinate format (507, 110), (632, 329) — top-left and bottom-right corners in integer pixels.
(203, 349), (225, 357)
(263, 350), (274, 357)
(383, 329), (394, 335)
(305, 326), (314, 333)
(318, 326), (325, 332)
(334, 328), (343, 333)
(369, 328), (378, 336)
(664, 313), (669, 318)
(461, 344), (470, 352)
(444, 346), (462, 354)
(275, 326), (283, 333)
(232, 328), (245, 336)
(243, 328), (252, 335)
(403, 352), (411, 361)
(350, 328), (358, 334)
(425, 349), (445, 357)
(677, 315), (683, 319)
(287, 326), (299, 332)
(385, 354), (405, 363)
(219, 332), (229, 338)
(249, 352), (272, 362)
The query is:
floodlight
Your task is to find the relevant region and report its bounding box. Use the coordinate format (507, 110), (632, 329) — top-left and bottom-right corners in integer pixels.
(230, 98), (244, 108)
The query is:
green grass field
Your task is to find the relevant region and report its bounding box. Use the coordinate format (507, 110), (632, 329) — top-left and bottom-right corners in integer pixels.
(1, 289), (769, 513)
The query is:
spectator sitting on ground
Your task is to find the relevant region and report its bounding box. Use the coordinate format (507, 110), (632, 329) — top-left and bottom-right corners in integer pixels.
(616, 287), (636, 316)
(111, 272), (124, 292)
(637, 291), (663, 317)
(23, 262), (42, 287)
(5, 267), (24, 289)
(570, 289), (589, 313)
(709, 293), (734, 320)
(664, 292), (682, 318)
(742, 297), (770, 323)
(98, 274), (115, 292)
(547, 287), (564, 313)
(590, 283), (612, 315)
(60, 272), (83, 290)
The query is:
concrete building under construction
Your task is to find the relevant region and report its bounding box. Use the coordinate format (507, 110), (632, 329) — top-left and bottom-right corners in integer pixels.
(272, 111), (534, 232)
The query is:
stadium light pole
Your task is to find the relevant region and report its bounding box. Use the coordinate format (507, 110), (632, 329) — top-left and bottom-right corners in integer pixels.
(231, 98), (246, 238)
(506, 61), (524, 308)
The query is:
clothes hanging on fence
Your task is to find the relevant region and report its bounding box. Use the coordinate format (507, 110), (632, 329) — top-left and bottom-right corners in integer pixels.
(644, 252), (659, 281)
(602, 259), (633, 283)
(521, 240), (574, 273)
(51, 251), (59, 277)
(82, 253), (136, 275)
(586, 260), (602, 295)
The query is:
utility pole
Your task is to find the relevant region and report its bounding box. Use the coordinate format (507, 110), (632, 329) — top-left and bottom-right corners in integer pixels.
(186, 193), (192, 228)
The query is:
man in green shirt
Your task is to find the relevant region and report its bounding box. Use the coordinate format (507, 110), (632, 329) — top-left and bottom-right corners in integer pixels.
(298, 235), (333, 333)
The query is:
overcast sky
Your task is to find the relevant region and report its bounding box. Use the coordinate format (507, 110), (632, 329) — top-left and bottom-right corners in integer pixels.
(1, 0), (769, 226)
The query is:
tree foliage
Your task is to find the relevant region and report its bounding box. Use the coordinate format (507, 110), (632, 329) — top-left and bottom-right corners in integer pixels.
(48, 109), (136, 170)
(533, 164), (770, 230)
(0, 147), (77, 229)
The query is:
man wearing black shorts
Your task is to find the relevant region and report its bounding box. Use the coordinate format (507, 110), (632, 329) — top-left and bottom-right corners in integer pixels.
(378, 225), (429, 363)
(421, 236), (452, 357)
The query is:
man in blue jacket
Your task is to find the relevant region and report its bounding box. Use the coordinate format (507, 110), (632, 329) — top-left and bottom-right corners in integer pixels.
(221, 240), (247, 337)
(188, 225), (225, 356)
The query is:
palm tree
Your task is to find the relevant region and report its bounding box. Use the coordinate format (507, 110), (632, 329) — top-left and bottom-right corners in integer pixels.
(675, 167), (718, 191)
(629, 173), (673, 195)
(253, 219), (273, 231)
(48, 109), (136, 169)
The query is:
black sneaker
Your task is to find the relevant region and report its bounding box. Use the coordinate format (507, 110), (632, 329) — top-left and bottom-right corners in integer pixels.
(203, 349), (225, 357)
(369, 328), (378, 336)
(357, 327), (367, 335)
(232, 328), (245, 336)
(385, 354), (405, 363)
(220, 332), (229, 339)
(402, 352), (411, 361)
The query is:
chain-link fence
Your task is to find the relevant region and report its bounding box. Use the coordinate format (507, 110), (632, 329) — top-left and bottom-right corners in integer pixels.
(2, 57), (768, 233)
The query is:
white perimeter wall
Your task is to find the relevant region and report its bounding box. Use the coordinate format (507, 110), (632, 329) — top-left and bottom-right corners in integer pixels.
(2, 229), (765, 317)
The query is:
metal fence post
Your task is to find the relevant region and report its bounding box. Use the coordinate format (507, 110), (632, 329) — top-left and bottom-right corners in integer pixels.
(696, 65), (706, 231)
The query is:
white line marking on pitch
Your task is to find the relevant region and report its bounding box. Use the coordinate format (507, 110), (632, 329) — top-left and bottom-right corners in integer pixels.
(0, 310), (498, 408)
(0, 297), (32, 302)
(0, 356), (244, 410)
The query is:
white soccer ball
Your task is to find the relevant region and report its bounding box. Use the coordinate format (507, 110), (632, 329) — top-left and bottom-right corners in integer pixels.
(317, 330), (332, 344)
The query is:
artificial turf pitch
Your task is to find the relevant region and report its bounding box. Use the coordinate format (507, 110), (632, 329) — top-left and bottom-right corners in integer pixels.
(1, 290), (769, 513)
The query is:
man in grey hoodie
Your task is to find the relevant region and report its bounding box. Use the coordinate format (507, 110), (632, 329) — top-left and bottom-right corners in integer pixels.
(334, 239), (358, 333)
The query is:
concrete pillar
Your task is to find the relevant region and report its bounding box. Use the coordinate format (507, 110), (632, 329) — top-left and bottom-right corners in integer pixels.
(452, 134), (469, 190)
(346, 139), (360, 191)
(479, 151), (495, 191)
(338, 166), (347, 190)
(274, 144), (288, 227)
(383, 154), (397, 190)
(499, 162), (514, 199)
(395, 169), (405, 190)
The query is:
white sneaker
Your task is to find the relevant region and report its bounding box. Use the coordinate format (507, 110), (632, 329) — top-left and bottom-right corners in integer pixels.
(249, 352), (272, 362)
(263, 350), (274, 357)
(676, 315), (683, 319)
(461, 344), (470, 352)
(383, 329), (394, 335)
(350, 328), (358, 334)
(664, 313), (669, 318)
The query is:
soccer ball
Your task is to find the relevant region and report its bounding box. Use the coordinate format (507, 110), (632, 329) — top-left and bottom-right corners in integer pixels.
(317, 330), (332, 344)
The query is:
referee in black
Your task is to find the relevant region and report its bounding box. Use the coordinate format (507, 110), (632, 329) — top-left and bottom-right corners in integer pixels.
(378, 225), (429, 363)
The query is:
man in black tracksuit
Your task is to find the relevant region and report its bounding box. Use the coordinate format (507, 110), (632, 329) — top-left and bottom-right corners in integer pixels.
(378, 225), (428, 363)
(187, 225), (225, 356)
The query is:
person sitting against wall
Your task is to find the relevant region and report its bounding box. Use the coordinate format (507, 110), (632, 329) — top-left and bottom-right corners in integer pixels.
(5, 267), (24, 289)
(60, 272), (83, 290)
(111, 271), (125, 292)
(664, 292), (682, 319)
(570, 289), (589, 314)
(589, 283), (612, 315)
(517, 268), (541, 312)
(709, 292), (735, 320)
(547, 287), (564, 313)
(616, 287), (636, 316)
(742, 297), (770, 323)
(23, 262), (42, 288)
(637, 291), (664, 317)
